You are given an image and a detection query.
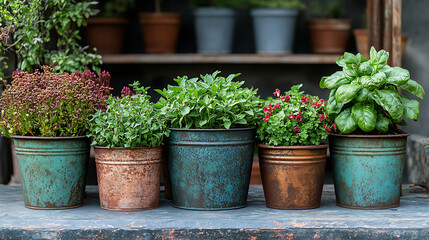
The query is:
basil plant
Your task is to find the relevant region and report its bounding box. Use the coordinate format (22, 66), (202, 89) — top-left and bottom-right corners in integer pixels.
(320, 47), (425, 134)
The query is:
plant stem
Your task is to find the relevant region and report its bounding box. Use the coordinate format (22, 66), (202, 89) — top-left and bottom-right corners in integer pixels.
(155, 0), (161, 13)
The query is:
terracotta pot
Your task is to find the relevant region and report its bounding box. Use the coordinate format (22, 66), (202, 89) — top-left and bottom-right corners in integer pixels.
(139, 13), (181, 54)
(94, 146), (162, 211)
(258, 144), (328, 209)
(85, 18), (129, 54)
(307, 19), (352, 54)
(354, 29), (408, 59)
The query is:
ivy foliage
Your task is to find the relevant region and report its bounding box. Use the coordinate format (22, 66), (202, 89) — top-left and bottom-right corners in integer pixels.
(88, 82), (169, 148)
(0, 0), (101, 84)
(154, 71), (264, 129)
(320, 47), (425, 134)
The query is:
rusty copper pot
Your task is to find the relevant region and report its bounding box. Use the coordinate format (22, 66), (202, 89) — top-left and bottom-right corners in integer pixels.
(94, 146), (162, 211)
(258, 144), (328, 210)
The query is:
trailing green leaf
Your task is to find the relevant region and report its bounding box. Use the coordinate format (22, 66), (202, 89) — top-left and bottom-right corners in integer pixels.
(335, 84), (361, 103)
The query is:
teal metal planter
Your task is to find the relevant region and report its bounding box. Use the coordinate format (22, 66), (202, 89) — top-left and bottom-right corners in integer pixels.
(330, 133), (409, 209)
(13, 136), (90, 210)
(166, 128), (255, 210)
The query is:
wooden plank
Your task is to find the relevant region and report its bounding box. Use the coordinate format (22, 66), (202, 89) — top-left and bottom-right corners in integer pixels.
(392, 0), (402, 67)
(384, 0), (393, 65)
(368, 0), (383, 50)
(101, 54), (341, 65)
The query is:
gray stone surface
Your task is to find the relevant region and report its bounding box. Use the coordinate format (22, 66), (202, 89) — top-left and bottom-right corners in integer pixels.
(406, 134), (429, 184)
(1, 185), (429, 239)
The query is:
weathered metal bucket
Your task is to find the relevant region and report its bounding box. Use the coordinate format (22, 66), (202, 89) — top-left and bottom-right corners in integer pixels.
(94, 146), (162, 211)
(258, 144), (328, 209)
(166, 128), (255, 210)
(13, 136), (90, 210)
(330, 133), (409, 209)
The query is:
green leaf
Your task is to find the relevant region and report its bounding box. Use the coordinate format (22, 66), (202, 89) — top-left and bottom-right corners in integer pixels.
(376, 114), (390, 133)
(326, 89), (344, 114)
(401, 95), (420, 121)
(320, 71), (350, 89)
(335, 84), (361, 103)
(351, 103), (364, 123)
(180, 106), (190, 116)
(334, 108), (358, 134)
(370, 47), (389, 71)
(400, 79), (425, 99)
(385, 67), (410, 86)
(344, 52), (359, 65)
(336, 56), (346, 67)
(224, 120), (232, 129)
(359, 72), (386, 90)
(358, 61), (373, 76)
(357, 104), (377, 132)
(356, 88), (369, 102)
(372, 89), (404, 119)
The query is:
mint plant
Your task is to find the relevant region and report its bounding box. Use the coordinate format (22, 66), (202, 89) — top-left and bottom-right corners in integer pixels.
(88, 82), (169, 148)
(248, 0), (305, 9)
(257, 85), (331, 146)
(320, 47), (425, 134)
(155, 71), (263, 129)
(0, 66), (111, 137)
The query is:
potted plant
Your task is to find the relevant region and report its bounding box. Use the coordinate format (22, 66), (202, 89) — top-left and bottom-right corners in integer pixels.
(88, 82), (169, 211)
(191, 0), (244, 54)
(140, 0), (182, 54)
(85, 0), (134, 54)
(155, 71), (263, 210)
(249, 0), (305, 54)
(321, 47), (425, 209)
(0, 66), (111, 209)
(307, 0), (352, 53)
(257, 85), (330, 209)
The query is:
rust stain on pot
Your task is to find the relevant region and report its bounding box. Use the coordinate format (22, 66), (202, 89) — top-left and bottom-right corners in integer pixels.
(258, 144), (328, 210)
(94, 146), (162, 211)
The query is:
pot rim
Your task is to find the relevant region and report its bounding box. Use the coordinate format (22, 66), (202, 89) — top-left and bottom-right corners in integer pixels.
(258, 143), (328, 149)
(329, 133), (410, 138)
(11, 135), (89, 140)
(169, 127), (255, 132)
(93, 145), (162, 150)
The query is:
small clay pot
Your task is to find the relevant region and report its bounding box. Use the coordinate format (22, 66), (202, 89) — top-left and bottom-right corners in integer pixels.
(85, 18), (129, 54)
(307, 19), (352, 54)
(139, 13), (181, 54)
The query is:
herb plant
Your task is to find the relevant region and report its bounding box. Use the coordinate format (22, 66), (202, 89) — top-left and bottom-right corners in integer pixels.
(0, 0), (102, 84)
(190, 0), (246, 8)
(0, 66), (111, 138)
(310, 0), (345, 18)
(257, 85), (331, 146)
(88, 82), (168, 148)
(248, 0), (306, 10)
(94, 0), (134, 18)
(320, 47), (425, 134)
(155, 71), (263, 129)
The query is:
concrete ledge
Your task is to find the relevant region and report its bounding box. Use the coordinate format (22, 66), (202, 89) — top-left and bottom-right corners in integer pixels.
(1, 185), (429, 239)
(406, 134), (429, 183)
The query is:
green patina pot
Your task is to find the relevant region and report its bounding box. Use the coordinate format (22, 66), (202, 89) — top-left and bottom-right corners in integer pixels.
(13, 136), (90, 210)
(330, 133), (409, 209)
(166, 128), (256, 210)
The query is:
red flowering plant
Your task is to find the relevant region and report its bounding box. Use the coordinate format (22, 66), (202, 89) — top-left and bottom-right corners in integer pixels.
(0, 66), (111, 138)
(257, 84), (332, 146)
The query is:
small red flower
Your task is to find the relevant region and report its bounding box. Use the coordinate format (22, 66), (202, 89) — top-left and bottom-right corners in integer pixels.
(284, 95), (290, 102)
(333, 124), (337, 131)
(293, 126), (300, 133)
(267, 111), (272, 116)
(273, 89), (281, 97)
(300, 96), (310, 104)
(319, 114), (325, 121)
(263, 106), (268, 112)
(263, 115), (270, 122)
(323, 124), (327, 127)
(295, 115), (302, 121)
(273, 103), (280, 109)
(287, 114), (295, 120)
(327, 127), (331, 132)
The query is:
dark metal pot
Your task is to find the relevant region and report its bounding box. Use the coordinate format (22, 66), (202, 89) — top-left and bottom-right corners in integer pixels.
(13, 136), (90, 210)
(258, 144), (328, 209)
(94, 146), (162, 211)
(166, 128), (255, 210)
(330, 133), (409, 209)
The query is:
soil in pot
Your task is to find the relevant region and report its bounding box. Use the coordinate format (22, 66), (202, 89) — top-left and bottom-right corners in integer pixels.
(94, 146), (162, 211)
(140, 13), (181, 54)
(330, 133), (409, 209)
(307, 19), (352, 54)
(13, 136), (90, 210)
(85, 18), (129, 55)
(258, 144), (327, 209)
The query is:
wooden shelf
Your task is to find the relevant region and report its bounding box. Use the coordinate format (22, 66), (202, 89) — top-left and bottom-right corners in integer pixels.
(101, 54), (341, 64)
